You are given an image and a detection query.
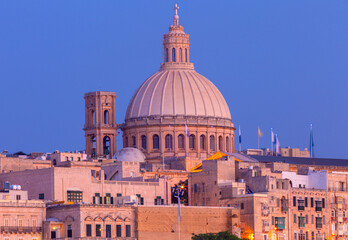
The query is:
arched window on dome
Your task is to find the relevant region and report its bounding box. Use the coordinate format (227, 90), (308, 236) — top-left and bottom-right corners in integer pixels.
(172, 48), (176, 62)
(219, 136), (223, 151)
(189, 134), (195, 149)
(226, 136), (230, 152)
(210, 135), (215, 151)
(153, 135), (159, 149)
(179, 48), (183, 62)
(165, 134), (173, 149)
(165, 48), (169, 62)
(132, 136), (136, 148)
(200, 135), (205, 150)
(103, 136), (110, 155)
(141, 135), (147, 150)
(185, 48), (188, 62)
(178, 134), (185, 149)
(104, 110), (109, 124)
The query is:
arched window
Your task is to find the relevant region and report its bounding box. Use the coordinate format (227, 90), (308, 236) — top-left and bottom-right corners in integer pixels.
(179, 48), (182, 62)
(165, 48), (169, 62)
(210, 135), (215, 151)
(178, 134), (185, 149)
(124, 136), (128, 148)
(141, 135), (147, 150)
(91, 110), (95, 124)
(189, 134), (195, 149)
(132, 136), (136, 147)
(185, 48), (188, 62)
(172, 48), (176, 62)
(103, 136), (110, 155)
(104, 110), (109, 124)
(200, 135), (205, 150)
(219, 136), (223, 151)
(52, 159), (57, 166)
(153, 135), (159, 149)
(165, 134), (173, 149)
(226, 136), (229, 152)
(92, 136), (96, 157)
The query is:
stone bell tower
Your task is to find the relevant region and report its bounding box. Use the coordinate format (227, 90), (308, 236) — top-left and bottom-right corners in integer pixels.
(83, 91), (117, 158)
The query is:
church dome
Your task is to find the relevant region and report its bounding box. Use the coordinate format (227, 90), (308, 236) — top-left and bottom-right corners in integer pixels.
(125, 4), (231, 122)
(125, 69), (231, 120)
(113, 147), (145, 162)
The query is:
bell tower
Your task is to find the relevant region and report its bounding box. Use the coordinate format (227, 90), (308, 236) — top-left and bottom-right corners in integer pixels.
(84, 91), (117, 158)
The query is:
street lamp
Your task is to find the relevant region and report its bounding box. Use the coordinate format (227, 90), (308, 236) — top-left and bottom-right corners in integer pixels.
(172, 184), (185, 240)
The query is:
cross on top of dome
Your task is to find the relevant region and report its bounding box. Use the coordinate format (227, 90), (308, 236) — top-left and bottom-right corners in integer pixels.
(173, 4), (179, 27)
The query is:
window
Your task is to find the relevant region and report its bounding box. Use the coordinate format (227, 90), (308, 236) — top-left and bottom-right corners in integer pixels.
(105, 193), (113, 204)
(200, 135), (205, 150)
(311, 215), (314, 224)
(165, 134), (173, 149)
(189, 134), (195, 149)
(311, 232), (314, 240)
(70, 157), (73, 161)
(315, 201), (322, 211)
(298, 199), (305, 211)
(210, 135), (215, 151)
(322, 198), (325, 208)
(153, 135), (159, 149)
(294, 232), (297, 240)
(16, 195), (21, 200)
(116, 224), (122, 237)
(141, 135), (147, 149)
(132, 136), (136, 147)
(185, 48), (188, 62)
(104, 110), (109, 124)
(154, 196), (164, 205)
(166, 48), (169, 62)
(241, 203), (244, 209)
(275, 217), (285, 229)
(106, 224), (111, 238)
(96, 224), (101, 237)
(298, 216), (305, 228)
(316, 217), (322, 229)
(311, 197), (314, 207)
(126, 225), (131, 237)
(293, 196), (296, 206)
(202, 183), (205, 192)
(172, 48), (176, 62)
(305, 197), (308, 207)
(323, 215), (325, 224)
(179, 48), (182, 62)
(86, 224), (92, 237)
(93, 193), (102, 204)
(305, 215), (308, 224)
(67, 225), (72, 238)
(294, 214), (297, 223)
(218, 136), (223, 151)
(178, 134), (184, 149)
(39, 193), (44, 200)
(226, 136), (229, 152)
(66, 156), (69, 161)
(67, 190), (82, 203)
(194, 184), (197, 193)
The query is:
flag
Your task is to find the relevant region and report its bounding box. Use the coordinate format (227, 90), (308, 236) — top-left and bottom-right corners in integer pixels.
(185, 121), (189, 136)
(258, 127), (263, 137)
(309, 124), (314, 157)
(275, 134), (281, 155)
(239, 125), (242, 144)
(271, 128), (276, 144)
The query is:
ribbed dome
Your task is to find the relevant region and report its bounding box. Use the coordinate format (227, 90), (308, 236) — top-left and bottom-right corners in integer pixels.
(125, 69), (231, 120)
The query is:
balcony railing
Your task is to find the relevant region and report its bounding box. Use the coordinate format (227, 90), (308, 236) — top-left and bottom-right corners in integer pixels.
(0, 226), (42, 233)
(328, 187), (347, 192)
(315, 207), (322, 212)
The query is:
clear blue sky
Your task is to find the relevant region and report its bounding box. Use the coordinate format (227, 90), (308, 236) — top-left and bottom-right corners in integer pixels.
(0, 1), (347, 158)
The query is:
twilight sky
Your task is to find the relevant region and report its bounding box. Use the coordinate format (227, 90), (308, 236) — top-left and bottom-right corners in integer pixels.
(0, 1), (347, 159)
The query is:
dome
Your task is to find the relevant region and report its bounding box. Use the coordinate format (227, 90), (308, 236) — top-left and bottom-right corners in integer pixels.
(125, 69), (231, 120)
(113, 147), (145, 162)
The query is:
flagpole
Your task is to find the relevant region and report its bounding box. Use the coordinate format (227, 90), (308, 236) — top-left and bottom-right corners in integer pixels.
(310, 124), (313, 158)
(271, 128), (273, 156)
(238, 125), (241, 152)
(258, 129), (260, 149)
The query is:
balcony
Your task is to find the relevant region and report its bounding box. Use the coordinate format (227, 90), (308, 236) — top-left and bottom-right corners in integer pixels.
(0, 226), (42, 233)
(315, 207), (322, 212)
